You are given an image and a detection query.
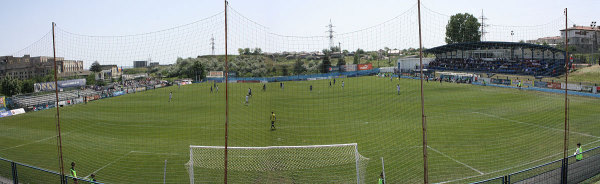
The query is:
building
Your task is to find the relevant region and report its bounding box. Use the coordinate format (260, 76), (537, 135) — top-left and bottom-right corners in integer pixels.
(133, 61), (148, 68)
(96, 65), (122, 81)
(560, 25), (600, 52)
(526, 36), (562, 46)
(0, 55), (84, 80)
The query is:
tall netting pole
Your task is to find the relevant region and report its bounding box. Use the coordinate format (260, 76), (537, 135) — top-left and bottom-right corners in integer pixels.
(224, 1), (230, 184)
(417, 1), (428, 184)
(561, 8), (570, 184)
(52, 22), (66, 184)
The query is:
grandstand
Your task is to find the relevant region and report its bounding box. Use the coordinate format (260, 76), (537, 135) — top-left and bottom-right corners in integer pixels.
(11, 89), (99, 110)
(425, 42), (567, 76)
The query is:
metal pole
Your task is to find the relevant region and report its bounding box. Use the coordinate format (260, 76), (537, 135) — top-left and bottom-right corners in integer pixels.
(562, 8), (569, 184)
(52, 22), (66, 184)
(381, 157), (386, 184)
(417, 1), (428, 183)
(163, 160), (167, 184)
(189, 147), (194, 183)
(354, 145), (360, 184)
(224, 1), (229, 184)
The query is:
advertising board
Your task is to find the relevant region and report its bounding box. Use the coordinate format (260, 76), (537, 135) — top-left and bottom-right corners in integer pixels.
(358, 63), (373, 70)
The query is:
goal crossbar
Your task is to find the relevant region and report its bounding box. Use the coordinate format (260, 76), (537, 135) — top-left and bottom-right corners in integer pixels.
(187, 143), (368, 184)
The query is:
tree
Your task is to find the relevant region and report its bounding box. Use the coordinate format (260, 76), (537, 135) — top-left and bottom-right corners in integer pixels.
(252, 48), (262, 55)
(21, 79), (35, 94)
(293, 58), (306, 74)
(342, 50), (349, 55)
(330, 46), (340, 52)
(1, 77), (21, 96)
(353, 53), (360, 64)
(384, 47), (391, 56)
(370, 52), (379, 60)
(281, 65), (289, 76)
(321, 54), (331, 73)
(90, 61), (102, 73)
(445, 13), (481, 44)
(86, 74), (96, 85)
(238, 48), (244, 55)
(337, 56), (346, 66)
(243, 48), (251, 55)
(356, 48), (365, 55)
(322, 48), (331, 55)
(189, 60), (206, 81)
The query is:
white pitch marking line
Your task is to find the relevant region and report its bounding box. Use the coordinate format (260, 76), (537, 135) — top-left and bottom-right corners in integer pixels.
(438, 139), (600, 183)
(427, 146), (484, 175)
(85, 151), (133, 179)
(473, 112), (600, 139)
(130, 150), (183, 156)
(0, 132), (72, 151)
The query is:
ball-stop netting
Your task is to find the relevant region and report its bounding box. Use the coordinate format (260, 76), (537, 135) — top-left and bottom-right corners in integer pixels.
(1, 2), (599, 184)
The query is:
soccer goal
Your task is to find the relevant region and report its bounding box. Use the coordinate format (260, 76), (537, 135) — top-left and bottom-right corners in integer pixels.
(186, 143), (369, 183)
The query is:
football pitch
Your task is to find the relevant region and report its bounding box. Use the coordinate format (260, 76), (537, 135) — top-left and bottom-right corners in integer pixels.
(1, 76), (599, 183)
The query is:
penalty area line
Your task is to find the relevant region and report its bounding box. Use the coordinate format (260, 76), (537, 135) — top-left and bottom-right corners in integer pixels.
(428, 146), (484, 175)
(438, 139), (600, 183)
(0, 132), (73, 151)
(473, 112), (600, 139)
(85, 151), (133, 179)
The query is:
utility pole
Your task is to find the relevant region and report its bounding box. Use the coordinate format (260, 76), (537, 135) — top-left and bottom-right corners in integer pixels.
(418, 1), (428, 183)
(52, 22), (66, 184)
(338, 42), (342, 58)
(211, 34), (215, 56)
(592, 21), (598, 64)
(223, 1), (229, 183)
(561, 8), (570, 184)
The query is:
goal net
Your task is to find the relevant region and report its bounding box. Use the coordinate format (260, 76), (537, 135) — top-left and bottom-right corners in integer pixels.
(186, 143), (369, 183)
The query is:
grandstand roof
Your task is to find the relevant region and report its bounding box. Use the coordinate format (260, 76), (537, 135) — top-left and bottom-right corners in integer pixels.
(424, 41), (565, 54)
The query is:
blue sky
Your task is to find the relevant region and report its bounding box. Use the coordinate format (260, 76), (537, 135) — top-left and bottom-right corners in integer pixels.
(1, 0), (598, 56)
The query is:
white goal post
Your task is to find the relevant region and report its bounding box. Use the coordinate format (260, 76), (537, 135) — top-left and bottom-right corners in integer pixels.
(186, 143), (369, 183)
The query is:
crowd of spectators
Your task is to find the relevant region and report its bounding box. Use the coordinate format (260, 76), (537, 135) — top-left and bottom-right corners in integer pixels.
(427, 58), (564, 76)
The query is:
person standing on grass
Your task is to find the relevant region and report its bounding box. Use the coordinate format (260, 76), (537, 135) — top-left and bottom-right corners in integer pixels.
(210, 86), (213, 93)
(310, 85), (313, 92)
(342, 81), (344, 89)
(263, 84), (266, 91)
(245, 95), (249, 105)
(397, 84), (400, 95)
(216, 85), (219, 93)
(270, 111), (276, 130)
(70, 162), (78, 184)
(169, 91), (172, 102)
(329, 81), (332, 87)
(248, 88), (252, 97)
(378, 172), (385, 184)
(574, 143), (583, 161)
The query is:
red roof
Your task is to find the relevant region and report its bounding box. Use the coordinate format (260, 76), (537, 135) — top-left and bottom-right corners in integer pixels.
(560, 26), (599, 31)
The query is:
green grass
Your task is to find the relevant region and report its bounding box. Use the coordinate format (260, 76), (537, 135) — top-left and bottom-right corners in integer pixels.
(1, 76), (599, 183)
